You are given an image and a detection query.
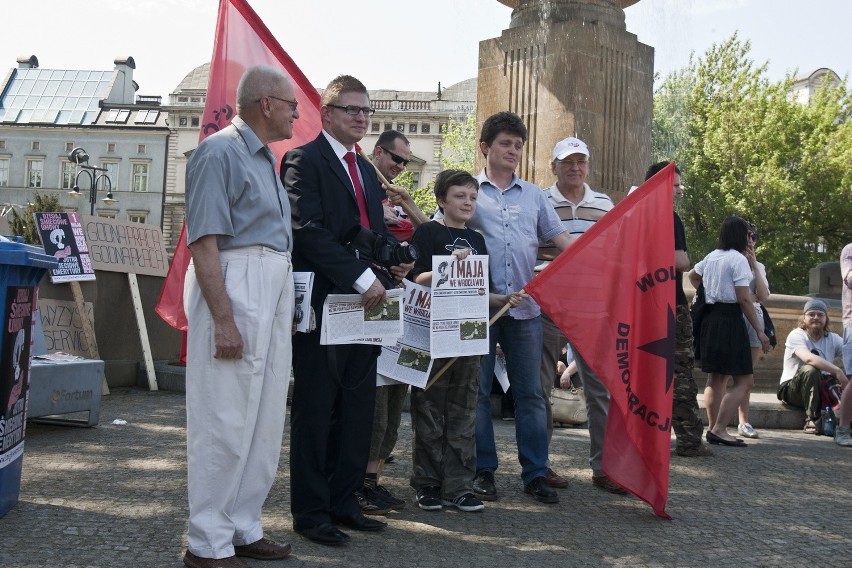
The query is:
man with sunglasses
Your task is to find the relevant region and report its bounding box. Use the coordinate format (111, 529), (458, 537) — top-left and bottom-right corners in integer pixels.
(282, 75), (413, 546)
(372, 130), (416, 242)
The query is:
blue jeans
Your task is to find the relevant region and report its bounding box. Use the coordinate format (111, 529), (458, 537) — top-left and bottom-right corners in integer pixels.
(476, 315), (549, 484)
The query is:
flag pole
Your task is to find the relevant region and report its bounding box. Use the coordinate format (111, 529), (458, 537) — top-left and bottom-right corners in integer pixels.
(424, 298), (514, 390)
(358, 150), (420, 220)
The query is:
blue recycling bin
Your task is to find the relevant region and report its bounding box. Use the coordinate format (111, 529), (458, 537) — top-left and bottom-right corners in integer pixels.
(0, 237), (58, 518)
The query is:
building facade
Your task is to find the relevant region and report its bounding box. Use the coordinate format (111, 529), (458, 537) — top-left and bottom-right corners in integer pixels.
(0, 56), (168, 228)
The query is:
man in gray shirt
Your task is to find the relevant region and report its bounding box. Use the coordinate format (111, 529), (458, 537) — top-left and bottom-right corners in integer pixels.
(183, 65), (298, 568)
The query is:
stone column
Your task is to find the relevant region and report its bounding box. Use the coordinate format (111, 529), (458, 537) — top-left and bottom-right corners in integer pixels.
(478, 0), (653, 198)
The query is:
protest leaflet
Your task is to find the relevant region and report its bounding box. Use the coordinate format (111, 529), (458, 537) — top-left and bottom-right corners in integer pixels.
(320, 288), (403, 345)
(429, 255), (490, 358)
(293, 272), (314, 333)
(34, 212), (95, 283)
(377, 280), (434, 388)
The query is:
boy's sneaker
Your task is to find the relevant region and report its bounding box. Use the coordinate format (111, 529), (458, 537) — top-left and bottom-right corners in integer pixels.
(356, 488), (392, 515)
(836, 425), (852, 447)
(373, 484), (406, 510)
(737, 423), (759, 438)
(416, 486), (443, 511)
(442, 492), (485, 512)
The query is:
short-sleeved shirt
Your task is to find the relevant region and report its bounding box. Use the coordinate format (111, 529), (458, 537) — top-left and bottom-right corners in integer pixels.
(409, 220), (488, 281)
(779, 327), (845, 384)
(185, 116), (292, 252)
(536, 182), (613, 261)
(674, 212), (688, 306)
(693, 249), (752, 304)
(469, 170), (566, 320)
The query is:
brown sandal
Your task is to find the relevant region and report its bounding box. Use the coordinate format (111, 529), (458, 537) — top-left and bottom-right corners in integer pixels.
(803, 420), (818, 434)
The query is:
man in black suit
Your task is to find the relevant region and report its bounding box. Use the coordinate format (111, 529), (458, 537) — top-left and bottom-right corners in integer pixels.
(281, 75), (412, 546)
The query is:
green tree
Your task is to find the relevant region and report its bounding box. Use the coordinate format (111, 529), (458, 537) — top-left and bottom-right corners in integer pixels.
(409, 112), (477, 216)
(654, 34), (852, 294)
(8, 192), (62, 245)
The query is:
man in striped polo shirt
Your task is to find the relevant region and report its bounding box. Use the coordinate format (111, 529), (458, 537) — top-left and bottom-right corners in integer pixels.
(537, 137), (626, 494)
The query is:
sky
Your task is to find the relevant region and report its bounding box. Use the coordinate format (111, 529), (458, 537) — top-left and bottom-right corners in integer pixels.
(0, 0), (849, 100)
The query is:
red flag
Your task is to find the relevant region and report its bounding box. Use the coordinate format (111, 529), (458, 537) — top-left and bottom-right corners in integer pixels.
(526, 164), (676, 518)
(155, 0), (321, 331)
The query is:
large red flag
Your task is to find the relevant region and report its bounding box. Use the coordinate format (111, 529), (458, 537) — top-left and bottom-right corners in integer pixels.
(155, 0), (322, 331)
(526, 164), (676, 518)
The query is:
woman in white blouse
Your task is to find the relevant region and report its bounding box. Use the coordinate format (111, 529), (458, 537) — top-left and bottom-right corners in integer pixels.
(689, 216), (771, 446)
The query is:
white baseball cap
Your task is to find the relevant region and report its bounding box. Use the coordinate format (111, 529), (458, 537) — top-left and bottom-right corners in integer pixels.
(552, 137), (590, 161)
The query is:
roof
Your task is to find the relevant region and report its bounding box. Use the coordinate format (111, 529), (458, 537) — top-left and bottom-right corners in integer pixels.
(174, 63), (210, 93)
(0, 67), (114, 125)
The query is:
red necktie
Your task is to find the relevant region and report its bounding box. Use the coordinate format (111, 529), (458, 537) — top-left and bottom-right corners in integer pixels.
(344, 152), (371, 229)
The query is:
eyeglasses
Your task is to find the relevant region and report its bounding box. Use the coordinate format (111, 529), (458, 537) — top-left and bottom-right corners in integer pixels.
(380, 146), (409, 167)
(257, 95), (298, 112)
(748, 232), (759, 243)
(557, 158), (588, 168)
(327, 104), (375, 116)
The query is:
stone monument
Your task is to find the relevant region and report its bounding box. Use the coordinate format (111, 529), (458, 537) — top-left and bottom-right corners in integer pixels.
(478, 0), (653, 198)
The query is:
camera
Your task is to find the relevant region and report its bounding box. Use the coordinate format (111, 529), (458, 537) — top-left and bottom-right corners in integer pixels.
(344, 225), (418, 289)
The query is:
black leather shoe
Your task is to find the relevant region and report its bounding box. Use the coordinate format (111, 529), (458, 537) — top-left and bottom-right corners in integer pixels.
(331, 513), (387, 532)
(706, 431), (747, 447)
(472, 471), (498, 501)
(524, 476), (559, 504)
(296, 523), (350, 546)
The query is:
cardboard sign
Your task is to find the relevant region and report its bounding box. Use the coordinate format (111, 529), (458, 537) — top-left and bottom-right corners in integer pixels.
(34, 212), (96, 283)
(37, 298), (95, 357)
(81, 216), (168, 276)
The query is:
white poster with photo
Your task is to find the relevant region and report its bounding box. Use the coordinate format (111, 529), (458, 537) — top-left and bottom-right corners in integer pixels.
(429, 255), (490, 358)
(377, 280), (434, 388)
(293, 272), (314, 333)
(320, 289), (403, 345)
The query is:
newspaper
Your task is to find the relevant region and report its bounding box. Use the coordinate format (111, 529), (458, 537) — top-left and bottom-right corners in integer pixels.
(429, 255), (490, 358)
(293, 272), (314, 333)
(320, 288), (403, 345)
(377, 280), (434, 388)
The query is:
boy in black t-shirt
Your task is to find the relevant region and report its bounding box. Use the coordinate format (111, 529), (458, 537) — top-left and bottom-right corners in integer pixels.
(407, 169), (525, 512)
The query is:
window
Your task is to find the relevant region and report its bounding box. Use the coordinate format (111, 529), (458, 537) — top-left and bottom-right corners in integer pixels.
(128, 212), (147, 224)
(0, 140), (5, 150)
(135, 110), (160, 124)
(132, 162), (149, 192)
(179, 117), (187, 127)
(371, 122), (380, 132)
(396, 123), (404, 132)
(65, 142), (74, 153)
(60, 160), (76, 189)
(107, 143), (116, 153)
(411, 172), (421, 188)
(0, 158), (9, 187)
(27, 159), (44, 188)
(102, 161), (119, 191)
(96, 210), (117, 219)
(439, 123), (447, 134)
(32, 141), (40, 150)
(191, 117), (200, 127)
(137, 144), (146, 154)
(421, 123), (430, 134)
(409, 124), (417, 133)
(178, 96), (188, 103)
(383, 123), (392, 131)
(104, 109), (130, 124)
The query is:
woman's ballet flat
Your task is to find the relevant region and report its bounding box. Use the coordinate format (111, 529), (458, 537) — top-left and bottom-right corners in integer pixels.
(706, 431), (747, 447)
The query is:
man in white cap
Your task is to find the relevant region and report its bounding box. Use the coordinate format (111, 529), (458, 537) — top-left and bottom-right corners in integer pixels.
(537, 137), (626, 493)
(777, 299), (848, 434)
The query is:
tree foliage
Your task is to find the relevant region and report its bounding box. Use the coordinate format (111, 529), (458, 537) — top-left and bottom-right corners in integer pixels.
(653, 34), (852, 294)
(8, 192), (62, 245)
(409, 112), (477, 216)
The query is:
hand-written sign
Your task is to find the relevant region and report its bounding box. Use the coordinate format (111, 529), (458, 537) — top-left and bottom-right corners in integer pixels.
(81, 216), (168, 276)
(38, 298), (95, 357)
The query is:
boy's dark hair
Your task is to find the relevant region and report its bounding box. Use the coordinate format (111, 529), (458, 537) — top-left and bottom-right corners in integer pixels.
(479, 111), (527, 147)
(644, 160), (681, 181)
(717, 215), (749, 252)
(434, 169), (478, 213)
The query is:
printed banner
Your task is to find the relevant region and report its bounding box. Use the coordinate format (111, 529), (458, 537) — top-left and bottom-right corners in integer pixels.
(34, 212), (95, 283)
(1, 287), (35, 468)
(429, 255), (490, 358)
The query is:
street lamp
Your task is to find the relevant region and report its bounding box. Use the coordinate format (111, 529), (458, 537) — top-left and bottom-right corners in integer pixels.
(67, 147), (118, 215)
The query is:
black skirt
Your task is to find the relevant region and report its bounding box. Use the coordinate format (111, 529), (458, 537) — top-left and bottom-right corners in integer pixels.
(699, 302), (753, 375)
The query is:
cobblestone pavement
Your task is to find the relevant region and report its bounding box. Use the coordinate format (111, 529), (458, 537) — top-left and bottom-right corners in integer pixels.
(2, 388), (850, 567)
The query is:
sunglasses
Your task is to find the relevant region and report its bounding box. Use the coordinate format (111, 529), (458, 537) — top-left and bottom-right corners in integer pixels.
(380, 147), (410, 167)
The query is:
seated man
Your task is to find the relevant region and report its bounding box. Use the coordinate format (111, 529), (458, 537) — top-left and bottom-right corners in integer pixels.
(777, 299), (848, 433)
